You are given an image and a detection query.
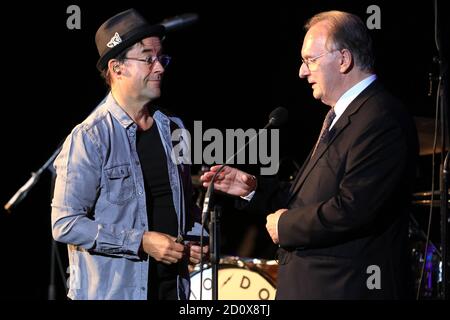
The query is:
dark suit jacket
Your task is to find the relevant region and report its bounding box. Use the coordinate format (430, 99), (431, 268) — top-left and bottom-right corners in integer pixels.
(247, 80), (418, 299)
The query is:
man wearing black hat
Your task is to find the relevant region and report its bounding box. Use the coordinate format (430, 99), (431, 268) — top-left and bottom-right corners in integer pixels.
(51, 8), (207, 300)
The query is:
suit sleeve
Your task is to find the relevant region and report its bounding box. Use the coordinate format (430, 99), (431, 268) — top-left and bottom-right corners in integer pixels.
(278, 115), (409, 249)
(235, 176), (291, 214)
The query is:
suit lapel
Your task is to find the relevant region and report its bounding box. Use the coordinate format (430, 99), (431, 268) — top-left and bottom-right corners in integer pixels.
(287, 80), (382, 205)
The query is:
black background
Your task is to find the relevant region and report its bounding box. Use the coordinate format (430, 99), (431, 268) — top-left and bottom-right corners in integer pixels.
(0, 0), (448, 299)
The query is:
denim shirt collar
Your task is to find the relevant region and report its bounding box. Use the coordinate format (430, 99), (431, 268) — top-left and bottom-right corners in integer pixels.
(104, 92), (139, 129)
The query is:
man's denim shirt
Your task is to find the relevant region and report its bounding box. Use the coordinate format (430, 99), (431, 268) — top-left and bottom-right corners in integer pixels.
(51, 93), (202, 300)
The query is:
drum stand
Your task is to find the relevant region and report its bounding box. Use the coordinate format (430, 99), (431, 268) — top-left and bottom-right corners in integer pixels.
(48, 237), (68, 299)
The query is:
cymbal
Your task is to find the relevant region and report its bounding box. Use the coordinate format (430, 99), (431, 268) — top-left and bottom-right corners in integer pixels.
(412, 189), (450, 207)
(413, 190), (449, 197)
(414, 117), (447, 155)
(412, 200), (449, 207)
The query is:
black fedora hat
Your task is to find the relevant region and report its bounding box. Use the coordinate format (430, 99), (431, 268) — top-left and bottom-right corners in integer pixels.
(95, 8), (165, 71)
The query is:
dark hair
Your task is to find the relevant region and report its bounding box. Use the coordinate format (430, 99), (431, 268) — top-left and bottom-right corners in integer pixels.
(305, 11), (375, 72)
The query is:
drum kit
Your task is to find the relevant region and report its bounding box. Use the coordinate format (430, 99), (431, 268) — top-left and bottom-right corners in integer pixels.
(409, 187), (448, 299)
(189, 256), (278, 300)
(410, 117), (449, 299)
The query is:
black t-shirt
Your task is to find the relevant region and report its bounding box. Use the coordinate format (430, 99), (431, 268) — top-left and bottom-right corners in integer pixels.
(137, 124), (178, 235)
(136, 123), (179, 300)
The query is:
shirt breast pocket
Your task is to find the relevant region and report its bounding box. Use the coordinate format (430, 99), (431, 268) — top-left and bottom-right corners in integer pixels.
(105, 164), (135, 204)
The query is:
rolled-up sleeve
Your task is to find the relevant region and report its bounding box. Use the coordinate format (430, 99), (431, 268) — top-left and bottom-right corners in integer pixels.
(51, 126), (144, 259)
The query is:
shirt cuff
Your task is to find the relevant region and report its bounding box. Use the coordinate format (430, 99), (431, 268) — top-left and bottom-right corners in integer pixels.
(240, 190), (256, 201)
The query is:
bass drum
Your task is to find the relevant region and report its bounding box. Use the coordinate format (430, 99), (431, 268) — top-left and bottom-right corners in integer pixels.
(189, 256), (277, 300)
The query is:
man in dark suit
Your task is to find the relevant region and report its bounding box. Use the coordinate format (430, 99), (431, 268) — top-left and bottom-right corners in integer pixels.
(201, 10), (418, 299)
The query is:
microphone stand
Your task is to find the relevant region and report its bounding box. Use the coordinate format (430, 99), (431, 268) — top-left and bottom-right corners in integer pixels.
(4, 147), (61, 212)
(201, 120), (276, 300)
(433, 0), (449, 300)
(3, 94), (110, 299)
(3, 144), (68, 300)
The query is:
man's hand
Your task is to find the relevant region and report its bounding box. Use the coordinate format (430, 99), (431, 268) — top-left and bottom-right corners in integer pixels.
(187, 243), (209, 265)
(141, 231), (185, 264)
(200, 165), (257, 197)
(266, 208), (288, 244)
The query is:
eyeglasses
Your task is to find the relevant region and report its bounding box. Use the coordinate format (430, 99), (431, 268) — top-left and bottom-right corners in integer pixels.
(124, 54), (171, 68)
(301, 51), (334, 70)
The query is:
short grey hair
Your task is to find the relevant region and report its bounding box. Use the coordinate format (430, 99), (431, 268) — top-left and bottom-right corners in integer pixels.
(305, 10), (375, 72)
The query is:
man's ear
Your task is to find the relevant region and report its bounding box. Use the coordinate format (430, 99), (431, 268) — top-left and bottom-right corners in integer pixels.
(339, 49), (353, 73)
(108, 60), (121, 74)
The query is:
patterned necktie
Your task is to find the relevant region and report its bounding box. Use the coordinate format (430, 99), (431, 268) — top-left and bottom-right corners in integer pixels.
(312, 107), (336, 156)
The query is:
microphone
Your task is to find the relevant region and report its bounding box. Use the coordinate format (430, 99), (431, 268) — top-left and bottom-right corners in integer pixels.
(267, 106), (289, 128)
(160, 13), (199, 32)
(201, 107), (288, 224)
(4, 172), (39, 212)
